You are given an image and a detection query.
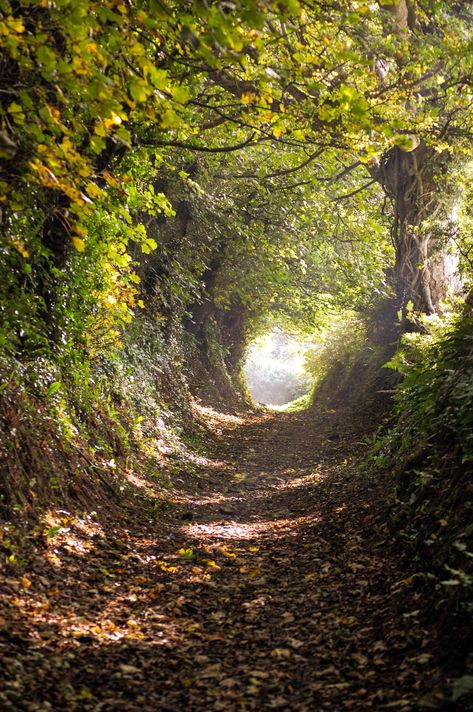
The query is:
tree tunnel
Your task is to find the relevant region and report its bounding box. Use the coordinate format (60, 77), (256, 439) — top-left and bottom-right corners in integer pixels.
(2, 3), (473, 708)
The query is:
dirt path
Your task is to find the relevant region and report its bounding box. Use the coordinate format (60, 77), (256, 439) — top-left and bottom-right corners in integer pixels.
(0, 406), (438, 711)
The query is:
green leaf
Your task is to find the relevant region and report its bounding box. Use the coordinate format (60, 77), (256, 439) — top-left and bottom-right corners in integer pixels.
(392, 134), (420, 152)
(46, 525), (62, 538)
(160, 108), (182, 129)
(36, 45), (57, 73)
(178, 548), (194, 559)
(45, 381), (62, 398)
(149, 67), (168, 89)
(129, 80), (151, 103)
(172, 85), (190, 104)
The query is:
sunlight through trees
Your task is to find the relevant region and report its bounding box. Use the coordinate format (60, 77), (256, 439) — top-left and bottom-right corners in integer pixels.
(1, 2), (473, 708)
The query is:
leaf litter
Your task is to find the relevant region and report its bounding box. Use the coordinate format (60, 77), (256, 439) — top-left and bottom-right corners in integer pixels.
(0, 406), (451, 710)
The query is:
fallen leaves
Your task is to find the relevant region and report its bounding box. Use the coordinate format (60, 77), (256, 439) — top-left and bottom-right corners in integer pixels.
(271, 647), (292, 659)
(0, 409), (447, 711)
(119, 663), (141, 675)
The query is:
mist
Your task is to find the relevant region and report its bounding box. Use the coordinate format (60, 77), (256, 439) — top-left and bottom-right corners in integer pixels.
(243, 329), (312, 406)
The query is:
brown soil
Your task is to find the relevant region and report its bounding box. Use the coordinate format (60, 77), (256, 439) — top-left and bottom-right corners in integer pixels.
(0, 405), (442, 711)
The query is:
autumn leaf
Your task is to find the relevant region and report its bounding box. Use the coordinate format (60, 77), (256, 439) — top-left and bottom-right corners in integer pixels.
(179, 547), (194, 559)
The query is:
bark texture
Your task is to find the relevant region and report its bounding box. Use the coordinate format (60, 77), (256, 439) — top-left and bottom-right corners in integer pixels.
(377, 145), (438, 311)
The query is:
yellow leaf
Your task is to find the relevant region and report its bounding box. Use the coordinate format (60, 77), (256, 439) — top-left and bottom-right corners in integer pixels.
(6, 17), (24, 33)
(241, 92), (257, 105)
(71, 236), (85, 252)
(262, 111), (276, 123)
(78, 164), (93, 178)
(85, 181), (105, 200)
(104, 114), (122, 130)
(12, 240), (29, 258)
(101, 170), (119, 187)
(273, 123), (286, 139)
(20, 576), (32, 588)
(7, 102), (24, 124)
(221, 549), (237, 559)
(73, 224), (87, 238)
(202, 559), (221, 570)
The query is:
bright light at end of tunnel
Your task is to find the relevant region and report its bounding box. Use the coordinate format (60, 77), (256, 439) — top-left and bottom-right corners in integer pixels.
(243, 329), (312, 407)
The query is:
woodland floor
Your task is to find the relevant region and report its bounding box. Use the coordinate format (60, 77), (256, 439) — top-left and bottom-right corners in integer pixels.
(0, 404), (449, 711)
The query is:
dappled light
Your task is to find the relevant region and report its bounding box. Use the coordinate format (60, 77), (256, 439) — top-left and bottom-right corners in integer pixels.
(2, 1), (473, 710)
(184, 518), (304, 541)
(1, 407), (445, 709)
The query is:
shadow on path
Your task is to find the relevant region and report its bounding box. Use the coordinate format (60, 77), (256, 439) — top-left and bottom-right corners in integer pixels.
(0, 406), (436, 711)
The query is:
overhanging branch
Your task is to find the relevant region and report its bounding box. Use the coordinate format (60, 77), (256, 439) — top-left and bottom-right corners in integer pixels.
(140, 133), (258, 153)
(333, 178), (377, 202)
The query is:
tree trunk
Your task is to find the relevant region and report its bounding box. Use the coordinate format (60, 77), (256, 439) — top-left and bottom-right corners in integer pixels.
(375, 1), (460, 313)
(375, 144), (456, 313)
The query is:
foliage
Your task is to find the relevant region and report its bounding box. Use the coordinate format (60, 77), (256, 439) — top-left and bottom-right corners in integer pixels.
(303, 311), (367, 393)
(384, 302), (473, 463)
(1, 0), (473, 544)
(0, 310), (195, 521)
(454, 161), (473, 282)
(370, 299), (473, 644)
(2, 0), (472, 368)
(1, 2), (473, 693)
(206, 144), (393, 326)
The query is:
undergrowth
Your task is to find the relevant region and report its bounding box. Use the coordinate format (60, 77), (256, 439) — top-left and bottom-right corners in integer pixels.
(375, 299), (473, 665)
(0, 316), (204, 549)
(303, 311), (367, 395)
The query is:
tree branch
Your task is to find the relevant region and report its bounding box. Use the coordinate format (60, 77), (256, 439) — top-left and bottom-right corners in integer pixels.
(333, 178), (377, 202)
(215, 148), (325, 180)
(139, 132), (258, 153)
